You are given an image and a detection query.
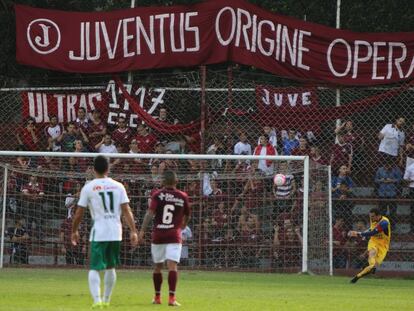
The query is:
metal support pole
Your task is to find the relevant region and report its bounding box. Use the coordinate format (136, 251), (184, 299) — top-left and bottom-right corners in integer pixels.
(335, 0), (342, 128)
(127, 0), (136, 85)
(200, 65), (207, 153)
(328, 165), (333, 276)
(302, 156), (310, 273)
(0, 166), (9, 269)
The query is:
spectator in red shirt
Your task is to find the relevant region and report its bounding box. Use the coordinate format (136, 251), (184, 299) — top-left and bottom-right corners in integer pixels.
(335, 120), (363, 148)
(88, 110), (107, 150)
(112, 116), (133, 152)
(16, 118), (39, 151)
(60, 206), (86, 265)
(291, 137), (310, 156)
(183, 132), (201, 154)
(155, 107), (179, 124)
(135, 123), (157, 153)
(310, 145), (328, 166)
(332, 217), (348, 268)
(272, 216), (302, 268)
(348, 219), (368, 269)
(73, 140), (89, 172)
(21, 175), (44, 233)
(336, 120), (365, 171)
(330, 134), (353, 173)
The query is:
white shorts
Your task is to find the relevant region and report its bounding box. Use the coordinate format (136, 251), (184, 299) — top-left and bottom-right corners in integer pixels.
(151, 243), (182, 264)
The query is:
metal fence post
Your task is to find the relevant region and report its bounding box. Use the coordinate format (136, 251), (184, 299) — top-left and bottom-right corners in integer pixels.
(0, 165), (9, 269)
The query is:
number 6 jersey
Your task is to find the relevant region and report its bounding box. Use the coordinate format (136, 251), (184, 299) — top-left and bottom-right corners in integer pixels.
(78, 178), (129, 242)
(149, 187), (191, 244)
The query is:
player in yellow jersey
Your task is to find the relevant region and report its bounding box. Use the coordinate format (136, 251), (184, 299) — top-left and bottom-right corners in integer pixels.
(348, 208), (391, 283)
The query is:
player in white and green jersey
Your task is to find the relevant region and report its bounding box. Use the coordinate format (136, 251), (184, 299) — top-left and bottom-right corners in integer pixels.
(71, 155), (138, 309)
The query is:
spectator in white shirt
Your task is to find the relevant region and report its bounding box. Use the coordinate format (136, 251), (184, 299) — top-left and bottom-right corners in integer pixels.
(254, 135), (277, 175)
(45, 115), (63, 151)
(234, 132), (252, 156)
(95, 133), (118, 154)
(378, 117), (405, 164)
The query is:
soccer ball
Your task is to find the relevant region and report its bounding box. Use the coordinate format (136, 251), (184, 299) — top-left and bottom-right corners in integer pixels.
(273, 174), (286, 186)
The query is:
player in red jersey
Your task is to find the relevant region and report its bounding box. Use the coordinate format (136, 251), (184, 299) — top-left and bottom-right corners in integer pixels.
(138, 170), (191, 307)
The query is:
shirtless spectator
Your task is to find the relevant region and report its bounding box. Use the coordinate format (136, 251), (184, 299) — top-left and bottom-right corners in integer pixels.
(95, 134), (117, 153)
(88, 110), (107, 150)
(330, 134), (353, 173)
(74, 107), (89, 134)
(16, 118), (39, 151)
(112, 116), (133, 152)
(135, 123), (157, 153)
(44, 116), (63, 151)
(378, 117), (405, 165)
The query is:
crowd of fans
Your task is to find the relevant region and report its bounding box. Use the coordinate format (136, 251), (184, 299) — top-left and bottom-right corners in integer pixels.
(4, 107), (414, 270)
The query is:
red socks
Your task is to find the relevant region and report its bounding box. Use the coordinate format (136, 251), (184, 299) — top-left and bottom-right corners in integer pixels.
(168, 271), (178, 297)
(153, 273), (162, 296)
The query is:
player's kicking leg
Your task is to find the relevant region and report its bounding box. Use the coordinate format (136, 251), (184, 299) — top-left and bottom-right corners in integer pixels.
(167, 260), (181, 307)
(153, 263), (164, 304)
(350, 248), (377, 283)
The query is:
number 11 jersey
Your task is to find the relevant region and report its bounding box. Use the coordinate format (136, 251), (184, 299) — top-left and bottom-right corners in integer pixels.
(78, 177), (129, 242)
(149, 188), (191, 244)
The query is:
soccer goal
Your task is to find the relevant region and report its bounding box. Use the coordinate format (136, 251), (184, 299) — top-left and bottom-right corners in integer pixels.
(0, 152), (332, 275)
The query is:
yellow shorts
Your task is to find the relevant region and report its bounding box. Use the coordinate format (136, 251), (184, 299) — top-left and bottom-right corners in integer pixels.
(368, 241), (388, 265)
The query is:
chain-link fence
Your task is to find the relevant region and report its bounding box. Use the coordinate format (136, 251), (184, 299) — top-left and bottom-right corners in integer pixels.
(0, 153), (330, 273)
(0, 67), (413, 273)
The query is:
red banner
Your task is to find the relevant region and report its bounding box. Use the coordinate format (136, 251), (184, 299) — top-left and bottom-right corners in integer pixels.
(15, 0), (414, 86)
(255, 83), (413, 133)
(21, 91), (107, 124)
(21, 80), (200, 134)
(256, 86), (322, 133)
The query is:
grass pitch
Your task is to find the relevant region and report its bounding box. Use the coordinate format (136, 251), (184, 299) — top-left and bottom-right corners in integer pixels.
(0, 268), (413, 311)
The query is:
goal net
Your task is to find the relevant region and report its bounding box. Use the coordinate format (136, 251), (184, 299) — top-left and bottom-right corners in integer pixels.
(0, 152), (331, 274)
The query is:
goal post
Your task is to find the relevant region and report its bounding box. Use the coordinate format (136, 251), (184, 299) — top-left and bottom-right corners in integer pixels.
(0, 151), (331, 274)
